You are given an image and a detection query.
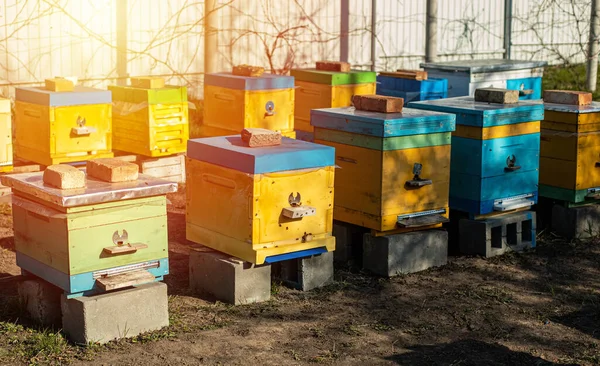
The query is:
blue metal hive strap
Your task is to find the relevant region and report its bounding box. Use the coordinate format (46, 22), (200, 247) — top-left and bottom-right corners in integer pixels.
(263, 247), (327, 263)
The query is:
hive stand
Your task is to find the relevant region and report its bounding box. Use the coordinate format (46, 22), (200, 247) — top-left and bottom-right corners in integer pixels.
(550, 200), (600, 240)
(332, 220), (369, 267)
(457, 210), (536, 258)
(271, 251), (334, 291)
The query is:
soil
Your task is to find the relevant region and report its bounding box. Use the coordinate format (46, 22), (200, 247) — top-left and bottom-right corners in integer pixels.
(0, 189), (599, 365)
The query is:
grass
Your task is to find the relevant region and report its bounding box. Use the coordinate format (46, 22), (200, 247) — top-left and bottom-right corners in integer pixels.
(542, 63), (600, 100)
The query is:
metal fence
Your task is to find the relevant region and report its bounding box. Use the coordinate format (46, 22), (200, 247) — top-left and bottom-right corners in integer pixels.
(0, 0), (592, 98)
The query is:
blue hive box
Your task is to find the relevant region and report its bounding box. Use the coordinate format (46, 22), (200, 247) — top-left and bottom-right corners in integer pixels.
(410, 97), (544, 216)
(377, 75), (448, 103)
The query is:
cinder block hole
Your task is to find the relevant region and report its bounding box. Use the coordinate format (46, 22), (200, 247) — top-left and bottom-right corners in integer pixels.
(522, 219), (533, 242)
(491, 226), (503, 248)
(506, 223), (518, 245)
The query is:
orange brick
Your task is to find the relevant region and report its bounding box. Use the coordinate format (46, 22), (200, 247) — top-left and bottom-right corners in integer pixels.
(232, 65), (265, 77)
(87, 158), (139, 183)
(316, 61), (351, 72)
(543, 90), (592, 106)
(241, 128), (282, 147)
(352, 95), (404, 113)
(43, 165), (85, 189)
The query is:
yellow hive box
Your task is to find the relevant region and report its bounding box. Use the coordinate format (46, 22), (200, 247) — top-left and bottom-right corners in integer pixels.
(0, 98), (12, 172)
(109, 78), (189, 157)
(201, 72), (295, 138)
(186, 136), (336, 264)
(14, 86), (113, 166)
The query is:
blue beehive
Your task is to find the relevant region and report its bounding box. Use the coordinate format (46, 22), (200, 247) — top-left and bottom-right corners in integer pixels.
(377, 75), (448, 103)
(410, 97), (544, 216)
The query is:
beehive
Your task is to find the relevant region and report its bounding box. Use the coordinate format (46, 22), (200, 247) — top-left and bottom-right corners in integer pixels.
(201, 72), (295, 138)
(377, 74), (448, 103)
(311, 106), (456, 232)
(14, 81), (113, 165)
(1, 170), (177, 297)
(0, 98), (12, 172)
(410, 97), (544, 216)
(420, 59), (547, 100)
(290, 68), (376, 139)
(539, 101), (600, 203)
(109, 77), (189, 157)
(186, 136), (335, 264)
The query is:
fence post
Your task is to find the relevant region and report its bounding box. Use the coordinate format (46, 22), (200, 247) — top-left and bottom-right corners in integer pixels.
(503, 0), (512, 59)
(587, 0), (600, 92)
(116, 0), (128, 86)
(370, 0), (377, 71)
(340, 0), (349, 63)
(204, 0), (218, 74)
(425, 0), (438, 63)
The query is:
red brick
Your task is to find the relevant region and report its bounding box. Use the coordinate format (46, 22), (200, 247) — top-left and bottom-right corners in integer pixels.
(87, 158), (139, 183)
(241, 128), (282, 147)
(232, 65), (265, 77)
(543, 90), (592, 106)
(352, 95), (404, 113)
(316, 61), (351, 72)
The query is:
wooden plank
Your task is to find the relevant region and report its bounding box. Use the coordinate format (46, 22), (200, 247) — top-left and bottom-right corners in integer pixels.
(95, 269), (156, 292)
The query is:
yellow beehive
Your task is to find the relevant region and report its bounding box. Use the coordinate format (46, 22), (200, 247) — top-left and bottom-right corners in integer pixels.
(14, 80), (113, 166)
(0, 98), (12, 172)
(186, 135), (335, 264)
(201, 71), (295, 138)
(109, 77), (189, 157)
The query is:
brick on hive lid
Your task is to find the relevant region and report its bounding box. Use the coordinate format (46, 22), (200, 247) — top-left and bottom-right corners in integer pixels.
(241, 128), (282, 147)
(474, 88), (519, 104)
(379, 69), (428, 80)
(543, 90), (592, 106)
(352, 94), (404, 113)
(86, 158), (139, 183)
(130, 76), (165, 89)
(232, 65), (265, 77)
(315, 61), (351, 72)
(44, 78), (74, 92)
(43, 164), (86, 189)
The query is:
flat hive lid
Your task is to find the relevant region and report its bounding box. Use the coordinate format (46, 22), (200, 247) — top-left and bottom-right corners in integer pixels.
(419, 59), (548, 73)
(0, 171), (177, 208)
(108, 84), (187, 104)
(544, 101), (600, 114)
(410, 96), (544, 127)
(204, 72), (294, 91)
(310, 107), (456, 137)
(15, 86), (111, 107)
(187, 136), (335, 174)
(290, 69), (376, 86)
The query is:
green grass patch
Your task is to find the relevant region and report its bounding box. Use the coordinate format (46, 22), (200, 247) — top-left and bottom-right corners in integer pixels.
(543, 64), (600, 100)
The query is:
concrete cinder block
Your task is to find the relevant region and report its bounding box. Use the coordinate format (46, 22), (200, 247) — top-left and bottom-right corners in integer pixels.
(273, 251), (334, 291)
(18, 279), (63, 327)
(61, 282), (168, 345)
(363, 229), (448, 277)
(459, 211), (536, 257)
(189, 247), (271, 305)
(552, 204), (600, 240)
(332, 221), (368, 265)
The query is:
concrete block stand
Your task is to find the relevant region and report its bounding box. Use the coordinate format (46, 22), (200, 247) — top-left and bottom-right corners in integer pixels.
(272, 251), (334, 291)
(18, 279), (63, 327)
(332, 220), (369, 266)
(189, 246), (271, 305)
(363, 229), (448, 277)
(61, 282), (169, 344)
(551, 204), (600, 240)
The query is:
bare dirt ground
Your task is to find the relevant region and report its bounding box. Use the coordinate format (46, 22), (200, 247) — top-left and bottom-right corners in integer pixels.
(0, 189), (599, 365)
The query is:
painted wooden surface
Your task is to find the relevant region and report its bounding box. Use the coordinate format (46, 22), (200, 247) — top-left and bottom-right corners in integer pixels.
(453, 121), (540, 140)
(376, 76), (447, 95)
(315, 139), (450, 232)
(538, 184), (591, 203)
(15, 86), (111, 107)
(451, 134), (540, 178)
(108, 85), (187, 105)
(0, 99), (12, 171)
(202, 85), (294, 137)
(14, 101), (113, 165)
(295, 80), (375, 132)
(505, 77), (542, 100)
(185, 158), (335, 265)
(290, 69), (376, 86)
(12, 195), (169, 275)
(205, 73), (294, 91)
(314, 128), (451, 151)
(543, 111), (600, 126)
(187, 136), (334, 174)
(112, 101), (189, 157)
(310, 107), (456, 137)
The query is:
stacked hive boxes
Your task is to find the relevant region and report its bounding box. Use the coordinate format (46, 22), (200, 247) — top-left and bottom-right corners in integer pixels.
(109, 77), (189, 157)
(377, 70), (448, 103)
(420, 60), (547, 100)
(201, 69), (296, 138)
(0, 98), (12, 172)
(311, 96), (455, 233)
(14, 79), (113, 166)
(185, 135), (336, 265)
(1, 159), (177, 298)
(291, 62), (376, 141)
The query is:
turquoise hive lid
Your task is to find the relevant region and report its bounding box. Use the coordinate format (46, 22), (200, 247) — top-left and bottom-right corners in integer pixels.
(310, 107), (456, 137)
(409, 96), (545, 127)
(187, 136), (335, 174)
(15, 86), (111, 107)
(204, 73), (294, 91)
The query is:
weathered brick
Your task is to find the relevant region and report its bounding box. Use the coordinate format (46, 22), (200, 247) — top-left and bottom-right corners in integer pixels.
(241, 128), (282, 147)
(87, 158), (139, 183)
(43, 164), (85, 189)
(316, 61), (351, 72)
(352, 95), (404, 113)
(130, 77), (165, 89)
(232, 65), (265, 77)
(44, 78), (74, 92)
(377, 69), (427, 80)
(474, 88), (519, 104)
(543, 90), (592, 106)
